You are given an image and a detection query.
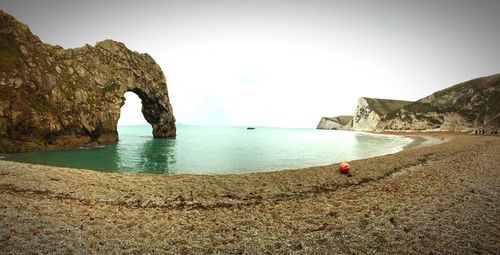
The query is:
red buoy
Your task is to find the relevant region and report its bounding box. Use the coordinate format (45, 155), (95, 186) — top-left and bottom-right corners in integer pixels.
(338, 162), (350, 174)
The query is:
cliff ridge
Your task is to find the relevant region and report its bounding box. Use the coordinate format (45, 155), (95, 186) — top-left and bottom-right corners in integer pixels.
(317, 73), (500, 132)
(379, 74), (500, 131)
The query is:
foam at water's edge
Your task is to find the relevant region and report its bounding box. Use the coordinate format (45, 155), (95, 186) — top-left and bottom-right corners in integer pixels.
(417, 136), (450, 148)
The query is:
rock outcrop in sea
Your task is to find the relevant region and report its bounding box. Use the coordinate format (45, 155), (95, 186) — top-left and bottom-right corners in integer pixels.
(316, 116), (352, 130)
(0, 11), (176, 152)
(318, 73), (500, 132)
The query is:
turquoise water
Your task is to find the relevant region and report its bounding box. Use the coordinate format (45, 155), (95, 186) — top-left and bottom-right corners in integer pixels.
(1, 125), (412, 174)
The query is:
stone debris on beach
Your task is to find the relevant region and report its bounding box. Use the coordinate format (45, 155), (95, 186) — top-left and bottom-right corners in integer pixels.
(0, 135), (498, 254)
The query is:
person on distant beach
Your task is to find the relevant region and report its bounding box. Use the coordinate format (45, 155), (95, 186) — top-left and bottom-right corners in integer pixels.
(475, 130), (478, 135)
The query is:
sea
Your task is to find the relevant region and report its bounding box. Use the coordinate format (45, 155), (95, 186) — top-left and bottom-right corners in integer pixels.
(1, 125), (413, 174)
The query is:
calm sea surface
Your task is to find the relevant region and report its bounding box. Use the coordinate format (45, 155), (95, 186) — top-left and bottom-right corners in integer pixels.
(1, 125), (412, 174)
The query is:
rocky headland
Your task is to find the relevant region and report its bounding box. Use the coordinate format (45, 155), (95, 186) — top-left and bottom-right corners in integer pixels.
(318, 74), (500, 132)
(316, 115), (352, 130)
(352, 97), (413, 131)
(0, 10), (175, 153)
(380, 74), (500, 131)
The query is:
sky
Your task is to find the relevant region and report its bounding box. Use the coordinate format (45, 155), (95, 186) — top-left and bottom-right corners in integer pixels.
(1, 0), (500, 127)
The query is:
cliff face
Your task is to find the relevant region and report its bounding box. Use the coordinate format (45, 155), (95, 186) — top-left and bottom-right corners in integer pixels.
(318, 74), (499, 132)
(379, 74), (500, 131)
(316, 116), (352, 130)
(0, 11), (176, 152)
(352, 97), (412, 131)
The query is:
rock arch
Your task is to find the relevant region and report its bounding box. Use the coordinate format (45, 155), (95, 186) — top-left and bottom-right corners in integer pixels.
(0, 11), (175, 152)
(122, 87), (175, 138)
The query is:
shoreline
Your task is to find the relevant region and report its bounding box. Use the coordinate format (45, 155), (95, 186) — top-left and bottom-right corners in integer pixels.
(0, 134), (498, 253)
(364, 130), (462, 150)
(402, 135), (427, 149)
(401, 134), (451, 150)
(0, 129), (435, 175)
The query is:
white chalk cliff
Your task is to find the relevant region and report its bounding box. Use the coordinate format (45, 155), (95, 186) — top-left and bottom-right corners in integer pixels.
(317, 73), (500, 132)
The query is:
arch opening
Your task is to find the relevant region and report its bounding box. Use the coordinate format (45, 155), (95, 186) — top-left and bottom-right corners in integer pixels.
(116, 87), (176, 140)
(118, 91), (149, 127)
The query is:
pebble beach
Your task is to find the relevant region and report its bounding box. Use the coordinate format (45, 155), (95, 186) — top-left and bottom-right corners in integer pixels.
(0, 135), (498, 254)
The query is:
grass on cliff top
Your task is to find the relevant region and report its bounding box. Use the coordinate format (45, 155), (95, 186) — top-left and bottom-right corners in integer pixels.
(364, 98), (413, 115)
(324, 116), (352, 125)
(485, 87), (500, 117)
(0, 34), (21, 73)
(385, 76), (500, 121)
(432, 73), (500, 98)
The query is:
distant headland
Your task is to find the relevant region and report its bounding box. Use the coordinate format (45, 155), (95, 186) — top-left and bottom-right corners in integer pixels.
(318, 73), (500, 132)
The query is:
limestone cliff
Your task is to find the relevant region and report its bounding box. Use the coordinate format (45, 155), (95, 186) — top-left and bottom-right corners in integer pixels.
(352, 97), (412, 131)
(316, 116), (352, 130)
(379, 74), (500, 131)
(0, 11), (175, 152)
(318, 74), (500, 132)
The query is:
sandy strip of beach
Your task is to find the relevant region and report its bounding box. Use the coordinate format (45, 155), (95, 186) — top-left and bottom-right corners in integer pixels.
(0, 135), (498, 254)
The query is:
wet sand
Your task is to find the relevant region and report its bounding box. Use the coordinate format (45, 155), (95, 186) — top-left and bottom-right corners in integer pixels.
(0, 135), (499, 254)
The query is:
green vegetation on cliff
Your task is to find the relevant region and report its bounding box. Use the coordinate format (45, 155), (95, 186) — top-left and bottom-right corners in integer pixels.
(363, 97), (412, 115)
(381, 74), (500, 131)
(0, 34), (20, 73)
(0, 10), (176, 153)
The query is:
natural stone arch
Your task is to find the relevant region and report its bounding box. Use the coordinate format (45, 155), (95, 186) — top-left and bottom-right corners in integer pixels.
(121, 87), (176, 138)
(83, 40), (176, 142)
(58, 39), (177, 145)
(0, 11), (175, 152)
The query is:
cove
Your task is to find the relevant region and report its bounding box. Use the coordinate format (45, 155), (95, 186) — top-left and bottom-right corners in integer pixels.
(1, 125), (413, 174)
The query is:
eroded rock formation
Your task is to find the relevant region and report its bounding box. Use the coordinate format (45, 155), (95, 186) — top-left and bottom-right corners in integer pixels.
(316, 116), (352, 130)
(317, 74), (499, 132)
(379, 74), (500, 131)
(0, 11), (175, 152)
(352, 97), (412, 131)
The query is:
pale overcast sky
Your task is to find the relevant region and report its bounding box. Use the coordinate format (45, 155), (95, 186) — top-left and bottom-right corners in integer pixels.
(2, 0), (499, 127)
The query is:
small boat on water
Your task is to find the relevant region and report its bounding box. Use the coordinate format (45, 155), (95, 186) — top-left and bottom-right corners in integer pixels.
(247, 127), (255, 130)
